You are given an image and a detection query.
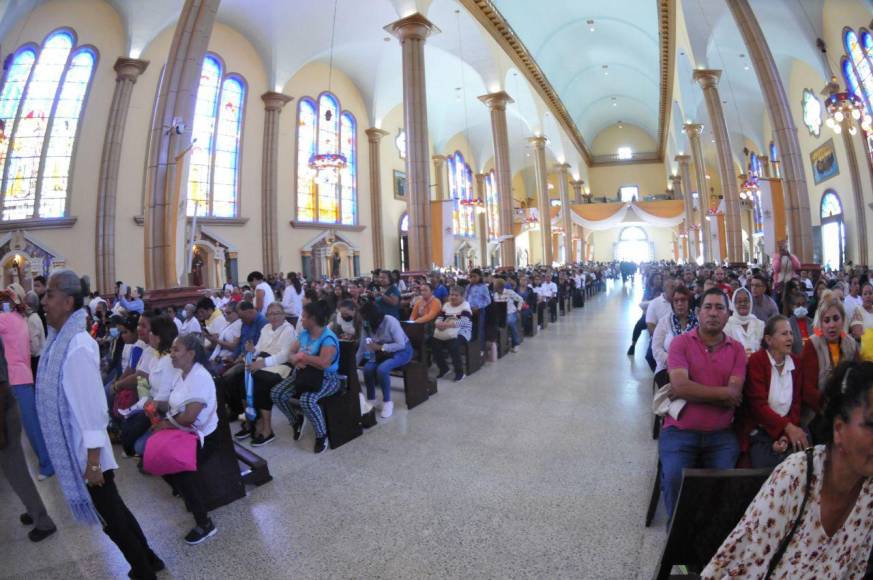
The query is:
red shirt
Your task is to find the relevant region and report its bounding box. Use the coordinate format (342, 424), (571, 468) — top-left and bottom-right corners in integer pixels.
(666, 327), (747, 432)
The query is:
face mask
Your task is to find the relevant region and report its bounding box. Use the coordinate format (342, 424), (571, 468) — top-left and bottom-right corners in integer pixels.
(341, 315), (354, 322)
(109, 327), (120, 338)
(793, 306), (808, 318)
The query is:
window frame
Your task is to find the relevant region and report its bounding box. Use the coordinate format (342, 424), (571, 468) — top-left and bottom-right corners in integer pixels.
(0, 28), (98, 222)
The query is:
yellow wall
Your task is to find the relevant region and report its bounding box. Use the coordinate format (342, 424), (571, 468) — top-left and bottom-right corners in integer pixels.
(589, 225), (676, 262)
(590, 123), (658, 157)
(588, 161), (669, 199)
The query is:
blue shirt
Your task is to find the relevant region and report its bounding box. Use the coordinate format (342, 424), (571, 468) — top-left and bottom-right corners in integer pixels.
(237, 313), (267, 358)
(376, 284), (401, 319)
(356, 315), (410, 364)
(299, 327), (340, 373)
(116, 296), (144, 314)
(465, 283), (492, 310)
(433, 284), (449, 302)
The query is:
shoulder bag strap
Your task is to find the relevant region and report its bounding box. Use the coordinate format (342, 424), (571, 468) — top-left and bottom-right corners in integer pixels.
(764, 447), (815, 579)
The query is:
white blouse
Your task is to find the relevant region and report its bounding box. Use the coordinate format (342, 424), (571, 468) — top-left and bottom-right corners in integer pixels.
(724, 316), (765, 355)
(167, 362), (218, 440)
(254, 321), (296, 378)
(148, 353), (179, 402)
(767, 351), (795, 417)
(211, 318), (242, 361)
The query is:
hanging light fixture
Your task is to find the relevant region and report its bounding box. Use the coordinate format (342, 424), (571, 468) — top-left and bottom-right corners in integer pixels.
(824, 75), (872, 136)
(309, 0), (347, 185)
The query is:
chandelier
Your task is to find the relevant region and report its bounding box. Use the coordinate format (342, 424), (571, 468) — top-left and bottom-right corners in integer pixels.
(739, 175), (758, 201)
(824, 79), (872, 136)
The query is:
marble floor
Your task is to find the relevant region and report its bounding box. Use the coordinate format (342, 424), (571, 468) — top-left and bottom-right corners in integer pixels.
(0, 278), (670, 579)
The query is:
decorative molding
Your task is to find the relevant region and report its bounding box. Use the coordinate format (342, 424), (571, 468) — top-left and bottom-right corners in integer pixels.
(133, 215), (249, 226)
(289, 221), (366, 232)
(0, 217), (77, 232)
(658, 0), (676, 161)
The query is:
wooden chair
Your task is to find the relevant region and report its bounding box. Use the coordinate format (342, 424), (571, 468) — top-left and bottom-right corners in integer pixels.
(652, 467), (772, 579)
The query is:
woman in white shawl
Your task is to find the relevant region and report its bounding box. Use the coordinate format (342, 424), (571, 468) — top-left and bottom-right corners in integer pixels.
(724, 287), (765, 357)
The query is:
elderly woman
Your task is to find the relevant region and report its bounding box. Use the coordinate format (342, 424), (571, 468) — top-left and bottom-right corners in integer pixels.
(850, 280), (873, 339)
(239, 302), (295, 446)
(0, 284), (52, 480)
(704, 360), (873, 578)
(271, 301), (341, 454)
(724, 288), (764, 357)
(157, 334), (220, 545)
(492, 278), (524, 352)
(179, 304), (201, 337)
(37, 271), (161, 578)
(358, 301), (412, 419)
(651, 285), (698, 379)
(787, 291), (814, 355)
(208, 301), (242, 375)
(429, 286), (473, 382)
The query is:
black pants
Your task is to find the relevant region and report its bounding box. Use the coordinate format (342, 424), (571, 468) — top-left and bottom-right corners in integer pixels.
(252, 370), (283, 411)
(430, 336), (466, 375)
(163, 431), (218, 527)
(548, 299), (558, 322)
(120, 412), (151, 456)
(630, 315), (647, 347)
(88, 470), (158, 580)
(217, 363), (245, 416)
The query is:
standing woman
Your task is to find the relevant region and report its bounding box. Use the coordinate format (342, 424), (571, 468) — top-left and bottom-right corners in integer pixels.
(724, 288), (765, 357)
(37, 270), (162, 578)
(157, 334), (220, 544)
(24, 290), (45, 379)
(0, 283), (52, 480)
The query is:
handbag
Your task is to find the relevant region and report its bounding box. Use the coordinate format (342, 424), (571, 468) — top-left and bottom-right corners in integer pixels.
(111, 388), (138, 420)
(293, 366), (325, 393)
(764, 447), (815, 579)
(433, 315), (459, 341)
(142, 428), (198, 476)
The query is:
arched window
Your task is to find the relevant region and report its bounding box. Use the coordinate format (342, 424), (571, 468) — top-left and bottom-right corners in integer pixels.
(842, 28), (873, 113)
(484, 170), (499, 239)
(295, 91), (357, 225)
(615, 226), (652, 263)
(399, 211), (409, 271)
(820, 190), (845, 271)
(0, 29), (96, 221)
(188, 54), (246, 217)
(447, 151), (474, 236)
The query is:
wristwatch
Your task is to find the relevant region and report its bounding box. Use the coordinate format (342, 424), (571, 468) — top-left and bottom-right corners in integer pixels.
(88, 464), (101, 473)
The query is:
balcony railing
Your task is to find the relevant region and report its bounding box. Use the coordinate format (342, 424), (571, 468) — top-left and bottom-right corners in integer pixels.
(590, 151), (661, 165)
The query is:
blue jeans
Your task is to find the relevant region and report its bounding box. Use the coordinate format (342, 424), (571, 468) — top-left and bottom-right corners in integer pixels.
(507, 312), (520, 347)
(12, 384), (54, 477)
(364, 342), (413, 403)
(658, 427), (739, 518)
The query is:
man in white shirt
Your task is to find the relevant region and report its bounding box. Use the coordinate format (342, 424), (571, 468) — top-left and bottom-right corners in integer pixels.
(247, 271), (274, 316)
(644, 278), (676, 371)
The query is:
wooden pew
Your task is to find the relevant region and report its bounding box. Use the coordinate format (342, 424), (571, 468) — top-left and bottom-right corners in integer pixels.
(339, 340), (376, 427)
(317, 375), (363, 449)
(652, 467), (772, 579)
(207, 381), (259, 504)
(489, 301), (510, 358)
(401, 322), (438, 397)
(463, 309), (484, 375)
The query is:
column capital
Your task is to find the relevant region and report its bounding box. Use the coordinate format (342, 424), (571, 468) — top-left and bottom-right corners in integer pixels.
(553, 162), (571, 174)
(682, 122), (704, 137)
(674, 154), (691, 165)
(528, 135), (548, 149)
(114, 57), (149, 82)
(758, 154), (768, 164)
(384, 12), (440, 42)
(432, 154), (447, 162)
(478, 91), (514, 111)
(692, 68), (722, 89)
(261, 91), (293, 111)
(365, 127), (390, 143)
(569, 179), (584, 188)
(670, 174), (682, 183)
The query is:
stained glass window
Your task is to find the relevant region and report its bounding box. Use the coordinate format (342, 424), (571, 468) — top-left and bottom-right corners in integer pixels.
(448, 151), (474, 237)
(187, 54), (245, 217)
(295, 91), (357, 225)
(0, 30), (95, 221)
(485, 170), (499, 239)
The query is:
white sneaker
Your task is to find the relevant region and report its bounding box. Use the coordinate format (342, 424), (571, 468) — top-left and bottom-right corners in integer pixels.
(380, 401), (394, 419)
(511, 346), (519, 353)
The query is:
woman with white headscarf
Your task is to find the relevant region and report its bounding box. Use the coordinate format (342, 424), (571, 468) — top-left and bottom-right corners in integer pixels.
(725, 287), (765, 357)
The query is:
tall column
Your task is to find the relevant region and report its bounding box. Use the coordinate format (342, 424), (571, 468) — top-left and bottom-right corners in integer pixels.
(143, 0), (221, 289)
(675, 154), (699, 263)
(260, 92), (293, 276)
(570, 179), (584, 203)
(475, 172), (488, 266)
(479, 91), (515, 267)
(693, 69), (742, 262)
(95, 57), (149, 294)
(529, 136), (552, 266)
(385, 13), (440, 272)
(578, 226), (587, 263)
(670, 174), (682, 201)
(684, 123), (711, 262)
(555, 163), (572, 264)
(728, 0), (812, 262)
(670, 173), (686, 261)
(432, 154), (447, 200)
(366, 128), (389, 269)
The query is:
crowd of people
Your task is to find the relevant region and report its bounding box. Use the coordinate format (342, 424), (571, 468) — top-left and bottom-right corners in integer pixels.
(0, 262), (612, 579)
(627, 245), (872, 577)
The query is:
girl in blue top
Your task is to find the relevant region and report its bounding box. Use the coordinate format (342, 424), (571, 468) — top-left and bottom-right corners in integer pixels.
(271, 301), (341, 454)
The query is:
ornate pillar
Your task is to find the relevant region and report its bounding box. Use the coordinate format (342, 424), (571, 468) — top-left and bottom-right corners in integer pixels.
(95, 57), (148, 294)
(475, 172), (488, 266)
(670, 174), (682, 201)
(366, 128), (389, 269)
(728, 0), (812, 261)
(529, 136), (552, 265)
(570, 179), (584, 204)
(684, 123), (711, 262)
(669, 173), (686, 261)
(693, 69), (742, 262)
(143, 0), (221, 289)
(261, 92), (293, 276)
(555, 163), (572, 264)
(578, 226), (587, 263)
(479, 91), (515, 267)
(385, 13), (440, 271)
(675, 154), (698, 263)
(759, 155), (770, 178)
(432, 154), (447, 200)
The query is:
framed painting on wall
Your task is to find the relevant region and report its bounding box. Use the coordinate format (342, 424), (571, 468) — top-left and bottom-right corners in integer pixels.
(393, 170), (407, 200)
(810, 138), (840, 184)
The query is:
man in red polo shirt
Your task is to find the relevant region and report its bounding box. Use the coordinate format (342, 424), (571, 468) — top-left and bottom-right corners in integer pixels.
(661, 287), (746, 518)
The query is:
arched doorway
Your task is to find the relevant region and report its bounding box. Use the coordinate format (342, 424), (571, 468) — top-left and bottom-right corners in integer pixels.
(399, 212), (409, 272)
(820, 190), (845, 271)
(614, 226), (652, 263)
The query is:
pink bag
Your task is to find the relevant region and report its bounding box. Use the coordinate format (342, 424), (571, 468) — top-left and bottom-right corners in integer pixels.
(142, 429), (198, 476)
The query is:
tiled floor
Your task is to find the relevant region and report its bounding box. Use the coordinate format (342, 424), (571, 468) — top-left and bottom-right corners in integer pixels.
(0, 278), (669, 579)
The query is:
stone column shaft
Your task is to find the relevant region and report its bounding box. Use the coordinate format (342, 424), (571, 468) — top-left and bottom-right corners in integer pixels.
(367, 128), (389, 269)
(529, 136), (552, 265)
(386, 14), (439, 271)
(261, 92), (292, 276)
(684, 124), (712, 262)
(670, 173), (686, 261)
(694, 69), (742, 262)
(479, 91), (515, 267)
(143, 0), (221, 289)
(475, 172), (487, 266)
(570, 179), (584, 204)
(432, 155), (447, 201)
(758, 155), (770, 178)
(675, 154), (698, 262)
(728, 0), (812, 261)
(96, 57), (148, 294)
(555, 163), (572, 264)
(841, 122), (868, 264)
